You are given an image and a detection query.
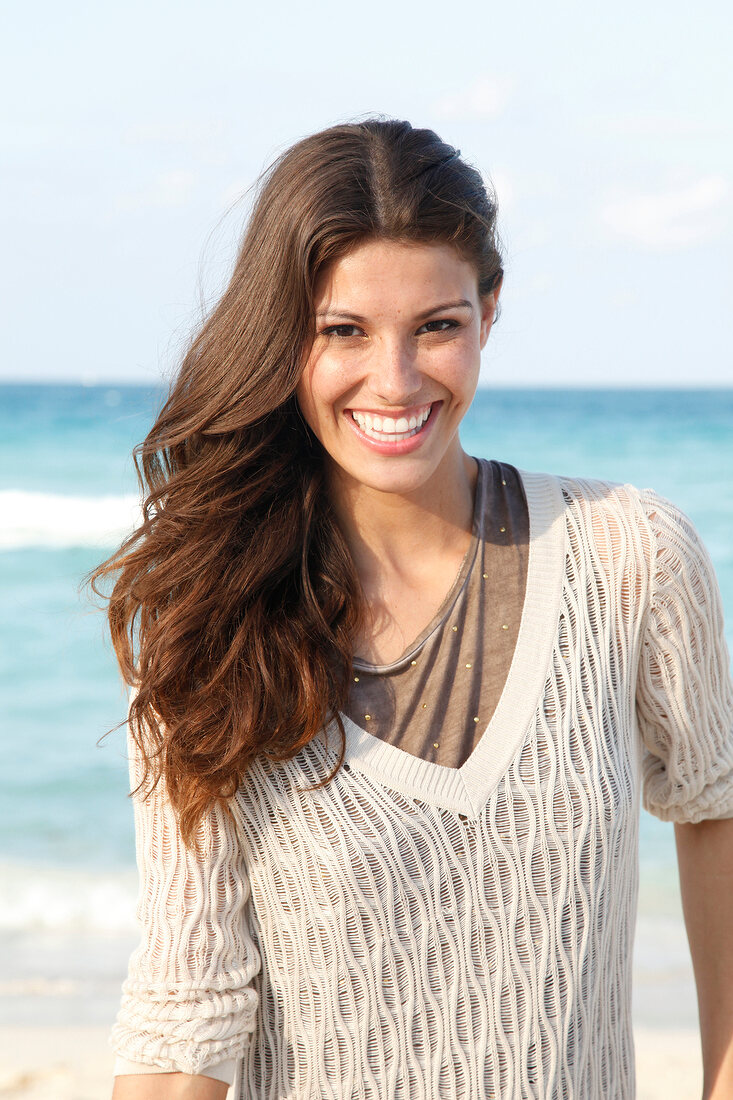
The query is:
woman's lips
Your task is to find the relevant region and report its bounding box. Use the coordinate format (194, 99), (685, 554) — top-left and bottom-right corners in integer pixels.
(350, 402), (433, 440)
(344, 401), (441, 455)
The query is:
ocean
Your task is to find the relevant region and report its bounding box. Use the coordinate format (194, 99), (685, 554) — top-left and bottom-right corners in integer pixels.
(1, 383), (731, 1028)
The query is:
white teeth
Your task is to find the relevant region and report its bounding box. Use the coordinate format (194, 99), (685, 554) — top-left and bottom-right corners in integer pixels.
(351, 403), (433, 442)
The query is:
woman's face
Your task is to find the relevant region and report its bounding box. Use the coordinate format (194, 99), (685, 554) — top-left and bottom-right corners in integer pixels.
(296, 238), (500, 500)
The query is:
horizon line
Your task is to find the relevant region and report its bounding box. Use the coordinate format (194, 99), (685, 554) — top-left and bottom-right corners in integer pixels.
(1, 379), (731, 392)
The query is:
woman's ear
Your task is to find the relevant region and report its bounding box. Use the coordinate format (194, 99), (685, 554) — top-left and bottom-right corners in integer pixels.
(479, 277), (502, 348)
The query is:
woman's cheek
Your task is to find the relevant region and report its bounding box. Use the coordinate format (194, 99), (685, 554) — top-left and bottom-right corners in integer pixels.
(323, 355), (362, 404)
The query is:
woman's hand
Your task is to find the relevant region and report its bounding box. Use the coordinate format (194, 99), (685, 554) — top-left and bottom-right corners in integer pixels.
(112, 1073), (229, 1099)
(676, 816), (733, 1099)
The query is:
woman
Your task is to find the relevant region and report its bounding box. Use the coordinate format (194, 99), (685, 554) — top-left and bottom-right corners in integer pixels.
(99, 119), (733, 1098)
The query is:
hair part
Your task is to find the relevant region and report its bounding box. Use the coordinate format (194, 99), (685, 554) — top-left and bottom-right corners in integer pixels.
(90, 117), (504, 846)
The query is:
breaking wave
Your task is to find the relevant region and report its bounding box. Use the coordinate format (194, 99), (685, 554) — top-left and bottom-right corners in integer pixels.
(0, 490), (141, 549)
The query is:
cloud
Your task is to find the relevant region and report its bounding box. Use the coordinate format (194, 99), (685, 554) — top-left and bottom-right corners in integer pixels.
(114, 170), (197, 213)
(602, 113), (725, 140)
(600, 176), (730, 249)
(433, 75), (513, 122)
(123, 120), (225, 146)
(220, 179), (255, 211)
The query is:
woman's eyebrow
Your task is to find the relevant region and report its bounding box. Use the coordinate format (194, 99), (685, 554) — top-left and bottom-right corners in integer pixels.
(415, 299), (473, 321)
(316, 309), (368, 322)
(316, 300), (474, 322)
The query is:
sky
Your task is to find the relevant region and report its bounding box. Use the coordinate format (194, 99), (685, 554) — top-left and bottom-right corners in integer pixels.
(3, 0), (732, 386)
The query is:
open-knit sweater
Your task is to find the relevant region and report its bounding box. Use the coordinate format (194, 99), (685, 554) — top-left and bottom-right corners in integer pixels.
(111, 471), (733, 1099)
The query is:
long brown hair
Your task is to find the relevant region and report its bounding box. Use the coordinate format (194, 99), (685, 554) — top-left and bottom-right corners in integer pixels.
(91, 118), (504, 844)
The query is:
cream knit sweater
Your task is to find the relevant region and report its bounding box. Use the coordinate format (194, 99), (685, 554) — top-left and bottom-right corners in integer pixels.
(112, 472), (733, 1099)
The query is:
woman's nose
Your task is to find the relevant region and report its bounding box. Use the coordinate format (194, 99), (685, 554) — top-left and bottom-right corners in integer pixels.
(369, 340), (422, 405)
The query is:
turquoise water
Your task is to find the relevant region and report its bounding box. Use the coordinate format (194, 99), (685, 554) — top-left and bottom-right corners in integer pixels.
(1, 384), (731, 933)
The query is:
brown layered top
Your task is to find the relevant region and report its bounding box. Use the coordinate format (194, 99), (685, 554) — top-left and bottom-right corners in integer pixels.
(344, 459), (530, 769)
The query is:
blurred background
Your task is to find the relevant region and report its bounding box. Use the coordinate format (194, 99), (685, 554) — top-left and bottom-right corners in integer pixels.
(1, 1), (731, 1096)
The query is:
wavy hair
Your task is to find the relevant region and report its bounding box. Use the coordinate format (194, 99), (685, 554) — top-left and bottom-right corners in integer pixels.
(90, 117), (504, 845)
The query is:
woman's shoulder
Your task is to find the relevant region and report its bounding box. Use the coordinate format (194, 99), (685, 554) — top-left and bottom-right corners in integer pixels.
(512, 465), (678, 526)
(477, 458), (706, 573)
(510, 465), (705, 578)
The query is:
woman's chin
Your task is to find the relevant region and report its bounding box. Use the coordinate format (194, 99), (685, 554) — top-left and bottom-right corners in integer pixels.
(329, 447), (467, 501)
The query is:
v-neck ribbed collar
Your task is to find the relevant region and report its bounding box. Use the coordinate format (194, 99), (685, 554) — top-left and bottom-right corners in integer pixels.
(316, 469), (567, 818)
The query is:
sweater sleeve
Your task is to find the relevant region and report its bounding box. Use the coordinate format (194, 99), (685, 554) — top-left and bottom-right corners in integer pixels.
(635, 489), (733, 823)
(110, 711), (261, 1081)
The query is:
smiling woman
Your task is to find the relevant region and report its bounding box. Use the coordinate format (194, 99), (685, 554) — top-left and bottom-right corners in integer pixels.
(297, 238), (499, 668)
(93, 119), (733, 1100)
(299, 240), (498, 483)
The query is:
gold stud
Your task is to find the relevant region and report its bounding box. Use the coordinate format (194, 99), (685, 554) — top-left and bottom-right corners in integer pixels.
(433, 741), (439, 748)
(422, 703), (428, 709)
(364, 714), (371, 721)
(354, 676), (360, 682)
(452, 625), (458, 632)
(410, 659), (417, 666)
(473, 716), (479, 723)
(482, 572), (488, 579)
(465, 662), (472, 668)
(500, 526), (506, 533)
(502, 624), (508, 630)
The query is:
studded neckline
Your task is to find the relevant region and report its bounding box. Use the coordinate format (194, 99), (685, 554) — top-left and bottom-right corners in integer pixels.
(352, 461), (486, 676)
(319, 467), (568, 818)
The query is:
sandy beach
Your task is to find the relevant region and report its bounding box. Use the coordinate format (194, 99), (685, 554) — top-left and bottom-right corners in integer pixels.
(0, 873), (704, 1098)
(0, 916), (704, 1100)
(0, 1027), (112, 1100)
(0, 1024), (703, 1099)
(0, 840), (705, 1100)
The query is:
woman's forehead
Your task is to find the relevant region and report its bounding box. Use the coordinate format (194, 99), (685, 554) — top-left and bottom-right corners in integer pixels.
(314, 239), (479, 315)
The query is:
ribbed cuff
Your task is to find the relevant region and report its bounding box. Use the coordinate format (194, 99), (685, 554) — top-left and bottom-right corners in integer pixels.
(113, 1056), (237, 1086)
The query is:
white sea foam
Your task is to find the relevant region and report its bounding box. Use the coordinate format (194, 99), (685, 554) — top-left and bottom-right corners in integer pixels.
(0, 490), (141, 549)
(0, 861), (138, 933)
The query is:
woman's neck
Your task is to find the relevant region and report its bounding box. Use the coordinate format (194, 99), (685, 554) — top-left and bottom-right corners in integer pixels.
(328, 451), (479, 663)
(331, 453), (477, 576)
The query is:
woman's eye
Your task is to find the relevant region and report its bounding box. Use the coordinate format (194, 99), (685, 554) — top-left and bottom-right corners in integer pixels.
(417, 319), (459, 334)
(322, 324), (363, 338)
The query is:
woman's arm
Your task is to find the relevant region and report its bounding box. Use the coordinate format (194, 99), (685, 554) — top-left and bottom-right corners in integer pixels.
(112, 1073), (228, 1099)
(110, 711), (261, 1082)
(675, 816), (733, 1100)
